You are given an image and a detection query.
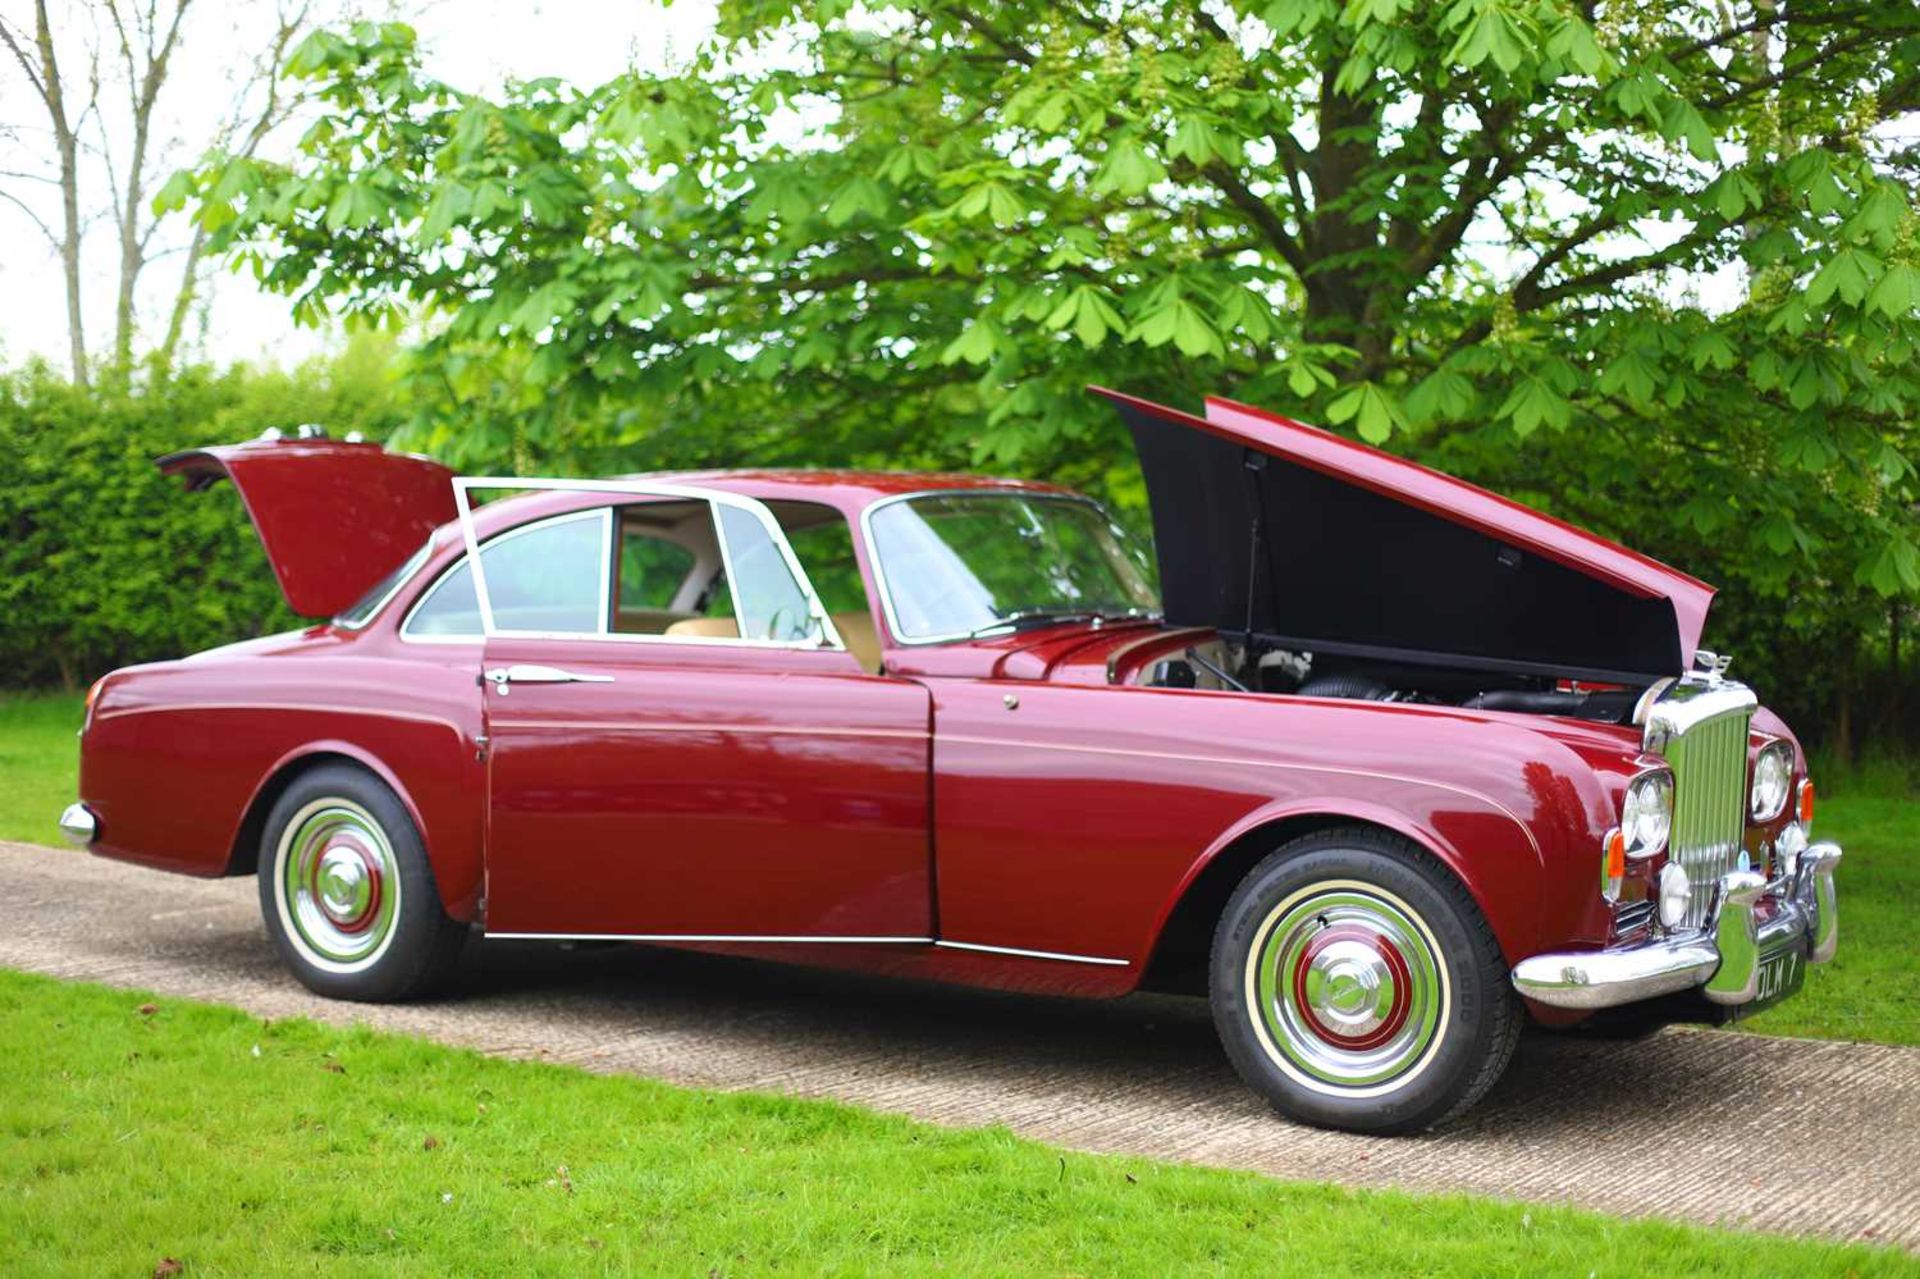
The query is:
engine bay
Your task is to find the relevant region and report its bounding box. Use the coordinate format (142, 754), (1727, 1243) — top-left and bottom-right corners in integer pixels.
(1138, 637), (1643, 725)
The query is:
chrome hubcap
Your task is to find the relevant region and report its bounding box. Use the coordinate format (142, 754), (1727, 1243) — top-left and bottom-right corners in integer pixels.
(315, 843), (377, 929)
(1246, 882), (1449, 1097)
(1301, 935), (1398, 1042)
(277, 800), (400, 972)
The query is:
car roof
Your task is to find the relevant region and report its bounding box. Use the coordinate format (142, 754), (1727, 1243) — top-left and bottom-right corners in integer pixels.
(621, 468), (1073, 503)
(459, 468), (1081, 538)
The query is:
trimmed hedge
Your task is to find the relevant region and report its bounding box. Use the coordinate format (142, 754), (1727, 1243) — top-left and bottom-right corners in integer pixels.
(0, 353), (403, 689)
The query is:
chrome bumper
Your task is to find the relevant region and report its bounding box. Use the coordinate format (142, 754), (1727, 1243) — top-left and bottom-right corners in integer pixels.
(1511, 842), (1841, 1012)
(58, 802), (98, 846)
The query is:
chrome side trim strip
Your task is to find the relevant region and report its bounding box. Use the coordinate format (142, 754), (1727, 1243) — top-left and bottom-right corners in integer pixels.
(90, 701), (469, 739)
(484, 719), (926, 739)
(484, 932), (933, 944)
(934, 940), (1130, 966)
(477, 932), (1130, 966)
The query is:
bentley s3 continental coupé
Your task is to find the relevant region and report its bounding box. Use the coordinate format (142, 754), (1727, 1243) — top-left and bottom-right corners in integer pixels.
(60, 388), (1841, 1134)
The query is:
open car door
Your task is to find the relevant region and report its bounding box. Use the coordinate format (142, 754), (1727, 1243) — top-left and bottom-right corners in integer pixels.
(457, 477), (936, 942)
(158, 431), (457, 618)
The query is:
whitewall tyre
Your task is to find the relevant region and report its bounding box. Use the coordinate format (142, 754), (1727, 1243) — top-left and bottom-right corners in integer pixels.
(258, 763), (466, 1002)
(1210, 828), (1521, 1134)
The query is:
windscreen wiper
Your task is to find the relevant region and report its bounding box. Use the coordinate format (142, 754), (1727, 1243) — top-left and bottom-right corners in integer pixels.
(965, 610), (1099, 639)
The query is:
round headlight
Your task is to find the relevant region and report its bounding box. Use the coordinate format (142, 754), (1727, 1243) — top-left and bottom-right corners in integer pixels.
(1750, 742), (1793, 822)
(1622, 770), (1673, 857)
(1657, 861), (1692, 930)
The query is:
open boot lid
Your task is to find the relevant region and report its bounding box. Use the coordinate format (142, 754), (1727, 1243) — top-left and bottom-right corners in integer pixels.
(157, 430), (456, 619)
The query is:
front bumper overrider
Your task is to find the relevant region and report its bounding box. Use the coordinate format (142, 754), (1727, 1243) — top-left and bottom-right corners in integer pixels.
(1511, 842), (1841, 1012)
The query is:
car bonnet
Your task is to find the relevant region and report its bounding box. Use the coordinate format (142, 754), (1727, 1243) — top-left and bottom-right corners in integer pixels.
(1094, 387), (1714, 685)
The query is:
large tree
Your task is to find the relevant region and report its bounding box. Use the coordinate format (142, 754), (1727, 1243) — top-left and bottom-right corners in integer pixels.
(193, 1), (1919, 736)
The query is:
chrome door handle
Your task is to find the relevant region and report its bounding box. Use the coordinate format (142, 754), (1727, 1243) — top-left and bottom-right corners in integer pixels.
(484, 664), (615, 695)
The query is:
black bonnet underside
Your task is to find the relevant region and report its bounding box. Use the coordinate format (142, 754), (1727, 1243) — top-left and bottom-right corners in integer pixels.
(1116, 399), (1681, 684)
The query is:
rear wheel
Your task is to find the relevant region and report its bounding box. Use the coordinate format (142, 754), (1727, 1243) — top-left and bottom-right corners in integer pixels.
(258, 763), (466, 1001)
(1210, 828), (1520, 1134)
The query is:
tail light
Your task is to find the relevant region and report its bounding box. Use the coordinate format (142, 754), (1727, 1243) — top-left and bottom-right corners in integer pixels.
(82, 677), (107, 734)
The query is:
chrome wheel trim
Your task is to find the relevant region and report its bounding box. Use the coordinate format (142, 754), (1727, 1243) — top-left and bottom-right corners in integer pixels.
(1242, 878), (1451, 1099)
(273, 798), (402, 975)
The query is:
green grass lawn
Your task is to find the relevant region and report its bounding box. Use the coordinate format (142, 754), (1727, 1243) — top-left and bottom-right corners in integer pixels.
(0, 692), (83, 844)
(2, 969), (1911, 1278)
(1742, 788), (1920, 1045)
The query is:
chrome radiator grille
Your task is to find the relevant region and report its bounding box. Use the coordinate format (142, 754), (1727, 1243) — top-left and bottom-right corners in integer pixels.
(1662, 707), (1752, 930)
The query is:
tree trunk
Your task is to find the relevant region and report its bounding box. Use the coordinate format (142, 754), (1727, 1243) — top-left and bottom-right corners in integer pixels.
(1831, 632), (1856, 768)
(1303, 63), (1385, 372)
(31, 0), (89, 388)
(114, 135), (148, 372)
(156, 221), (209, 375)
(109, 0), (192, 373)
(1890, 601), (1904, 745)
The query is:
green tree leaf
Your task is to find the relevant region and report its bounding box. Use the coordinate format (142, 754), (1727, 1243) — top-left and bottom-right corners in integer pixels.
(940, 317), (1002, 366)
(1865, 263), (1920, 320)
(1807, 248), (1884, 308)
(1325, 381), (1404, 444)
(1497, 374), (1571, 437)
(151, 169), (197, 216)
(826, 177), (891, 226)
(1091, 137), (1167, 198)
(1856, 537), (1920, 597)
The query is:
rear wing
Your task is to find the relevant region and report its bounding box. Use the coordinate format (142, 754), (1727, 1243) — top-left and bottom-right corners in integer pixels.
(157, 428), (457, 618)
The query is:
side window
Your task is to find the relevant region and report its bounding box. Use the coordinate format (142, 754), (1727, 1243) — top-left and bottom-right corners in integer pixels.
(404, 559), (482, 637)
(782, 518), (866, 617)
(717, 505), (822, 643)
(404, 510), (609, 638)
(413, 487), (838, 649)
(613, 507), (702, 634)
(618, 528), (696, 608)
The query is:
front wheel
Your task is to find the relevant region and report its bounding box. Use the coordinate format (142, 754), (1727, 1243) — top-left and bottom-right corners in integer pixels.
(258, 763), (466, 1002)
(1210, 828), (1521, 1134)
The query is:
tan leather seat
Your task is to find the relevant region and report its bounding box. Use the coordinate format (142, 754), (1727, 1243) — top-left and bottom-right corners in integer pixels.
(664, 616), (739, 640)
(832, 611), (884, 675)
(666, 612), (883, 675)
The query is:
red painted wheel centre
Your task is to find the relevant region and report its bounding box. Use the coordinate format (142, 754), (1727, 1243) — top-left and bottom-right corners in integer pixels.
(313, 832), (383, 934)
(1290, 922), (1414, 1051)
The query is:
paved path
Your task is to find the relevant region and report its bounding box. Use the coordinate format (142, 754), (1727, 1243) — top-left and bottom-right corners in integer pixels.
(3, 839), (1915, 1249)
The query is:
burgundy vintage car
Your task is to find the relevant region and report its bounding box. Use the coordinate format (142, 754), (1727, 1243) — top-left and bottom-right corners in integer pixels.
(61, 389), (1840, 1134)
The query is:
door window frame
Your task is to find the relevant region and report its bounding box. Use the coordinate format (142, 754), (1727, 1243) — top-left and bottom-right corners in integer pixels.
(452, 476), (847, 652)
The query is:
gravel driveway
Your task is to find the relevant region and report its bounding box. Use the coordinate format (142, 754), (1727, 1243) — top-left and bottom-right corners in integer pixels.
(3, 839), (1915, 1249)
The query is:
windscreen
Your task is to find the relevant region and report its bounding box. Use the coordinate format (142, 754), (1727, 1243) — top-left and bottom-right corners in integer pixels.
(868, 493), (1159, 642)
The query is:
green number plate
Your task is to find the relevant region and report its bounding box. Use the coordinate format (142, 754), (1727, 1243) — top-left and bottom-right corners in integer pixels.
(1733, 945), (1806, 1019)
